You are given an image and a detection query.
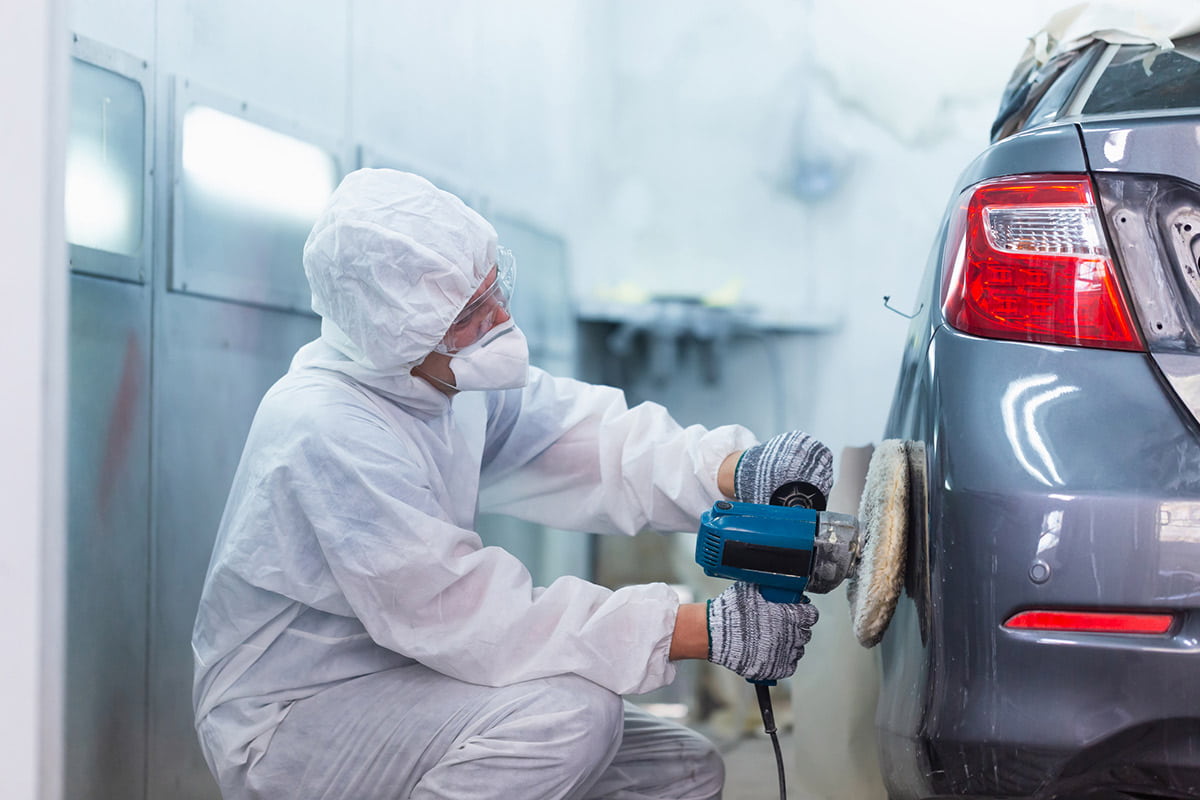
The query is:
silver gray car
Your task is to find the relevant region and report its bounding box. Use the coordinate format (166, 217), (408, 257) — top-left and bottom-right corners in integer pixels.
(880, 33), (1200, 800)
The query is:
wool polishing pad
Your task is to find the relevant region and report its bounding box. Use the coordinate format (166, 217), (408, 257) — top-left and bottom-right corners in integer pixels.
(848, 439), (912, 648)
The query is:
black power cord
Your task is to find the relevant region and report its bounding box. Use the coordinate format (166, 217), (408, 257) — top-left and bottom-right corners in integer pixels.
(755, 683), (787, 800)
(745, 485), (818, 799)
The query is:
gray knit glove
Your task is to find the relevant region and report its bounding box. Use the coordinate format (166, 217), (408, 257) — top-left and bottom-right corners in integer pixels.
(735, 431), (833, 506)
(707, 582), (819, 681)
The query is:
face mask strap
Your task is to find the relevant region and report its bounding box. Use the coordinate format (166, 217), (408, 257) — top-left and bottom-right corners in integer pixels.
(412, 364), (458, 394)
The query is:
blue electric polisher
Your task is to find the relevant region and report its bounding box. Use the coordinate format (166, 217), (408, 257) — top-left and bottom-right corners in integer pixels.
(696, 438), (916, 649)
(695, 495), (860, 606)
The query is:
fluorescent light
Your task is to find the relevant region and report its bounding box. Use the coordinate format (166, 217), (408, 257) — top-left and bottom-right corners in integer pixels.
(181, 106), (336, 221)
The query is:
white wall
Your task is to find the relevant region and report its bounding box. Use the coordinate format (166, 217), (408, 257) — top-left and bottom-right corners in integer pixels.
(0, 0), (67, 798)
(325, 0), (1064, 454)
(565, 0), (1060, 451)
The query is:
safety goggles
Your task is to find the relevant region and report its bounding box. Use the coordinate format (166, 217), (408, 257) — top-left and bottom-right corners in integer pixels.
(435, 246), (517, 355)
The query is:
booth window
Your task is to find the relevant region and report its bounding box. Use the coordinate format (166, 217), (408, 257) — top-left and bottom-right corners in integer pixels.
(173, 100), (339, 311)
(66, 58), (146, 272)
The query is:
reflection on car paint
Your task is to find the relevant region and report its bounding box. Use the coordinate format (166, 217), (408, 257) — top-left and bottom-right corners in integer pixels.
(1157, 501), (1200, 602)
(1035, 509), (1063, 555)
(1033, 502), (1070, 585)
(1000, 374), (1080, 486)
(1159, 501), (1200, 543)
(1102, 128), (1130, 164)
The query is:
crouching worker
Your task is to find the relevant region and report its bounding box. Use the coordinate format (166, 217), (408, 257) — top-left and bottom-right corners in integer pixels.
(191, 168), (833, 800)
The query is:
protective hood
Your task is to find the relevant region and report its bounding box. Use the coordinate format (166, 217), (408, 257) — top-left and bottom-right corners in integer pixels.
(302, 169), (498, 375)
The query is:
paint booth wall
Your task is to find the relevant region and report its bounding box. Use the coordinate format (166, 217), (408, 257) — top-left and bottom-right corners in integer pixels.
(70, 0), (1065, 446)
(63, 1), (1061, 797)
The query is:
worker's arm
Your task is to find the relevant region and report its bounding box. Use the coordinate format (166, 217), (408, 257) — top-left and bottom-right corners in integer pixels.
(670, 591), (819, 681)
(282, 410), (685, 696)
(669, 603), (710, 660)
(478, 368), (758, 534)
(717, 450), (741, 499)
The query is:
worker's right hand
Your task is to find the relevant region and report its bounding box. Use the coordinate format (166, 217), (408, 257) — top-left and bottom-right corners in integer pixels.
(707, 582), (819, 681)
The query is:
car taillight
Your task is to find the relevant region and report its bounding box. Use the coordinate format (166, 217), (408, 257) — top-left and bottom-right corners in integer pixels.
(1004, 609), (1174, 635)
(942, 174), (1143, 351)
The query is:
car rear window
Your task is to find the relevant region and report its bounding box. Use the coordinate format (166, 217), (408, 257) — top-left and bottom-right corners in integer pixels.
(990, 48), (1095, 141)
(1083, 35), (1200, 115)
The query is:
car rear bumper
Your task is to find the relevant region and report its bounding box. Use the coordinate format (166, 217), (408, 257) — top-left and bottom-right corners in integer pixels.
(880, 326), (1200, 799)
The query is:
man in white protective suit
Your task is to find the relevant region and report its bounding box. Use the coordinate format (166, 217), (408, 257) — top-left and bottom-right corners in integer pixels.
(192, 168), (834, 800)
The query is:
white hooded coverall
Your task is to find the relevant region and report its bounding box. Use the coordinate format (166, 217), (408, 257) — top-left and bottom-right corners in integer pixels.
(191, 169), (758, 799)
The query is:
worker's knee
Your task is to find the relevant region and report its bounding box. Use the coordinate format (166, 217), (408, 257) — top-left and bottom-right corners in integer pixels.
(445, 675), (623, 798)
(403, 675), (626, 800)
(522, 675), (624, 769)
(640, 723), (724, 799)
(678, 732), (724, 798)
(582, 709), (725, 800)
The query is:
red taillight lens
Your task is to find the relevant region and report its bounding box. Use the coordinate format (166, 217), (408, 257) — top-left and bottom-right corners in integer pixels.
(942, 175), (1143, 351)
(1004, 609), (1174, 635)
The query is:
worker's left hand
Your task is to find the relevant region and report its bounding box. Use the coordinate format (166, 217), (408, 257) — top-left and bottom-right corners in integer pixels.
(734, 430), (833, 505)
(707, 582), (819, 682)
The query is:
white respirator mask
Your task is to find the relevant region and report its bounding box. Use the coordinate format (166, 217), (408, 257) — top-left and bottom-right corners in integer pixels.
(448, 322), (530, 391)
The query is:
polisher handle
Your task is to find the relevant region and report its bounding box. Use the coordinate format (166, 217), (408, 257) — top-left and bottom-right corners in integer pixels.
(750, 590), (810, 687)
(759, 586), (807, 605)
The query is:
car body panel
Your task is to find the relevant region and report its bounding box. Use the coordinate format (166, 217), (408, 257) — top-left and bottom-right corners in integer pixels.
(955, 125), (1089, 195)
(1081, 116), (1200, 184)
(877, 106), (1200, 797)
(881, 324), (1200, 798)
(1157, 353), (1200, 424)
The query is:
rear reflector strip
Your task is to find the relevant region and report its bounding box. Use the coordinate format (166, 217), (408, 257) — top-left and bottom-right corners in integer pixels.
(1004, 609), (1174, 635)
